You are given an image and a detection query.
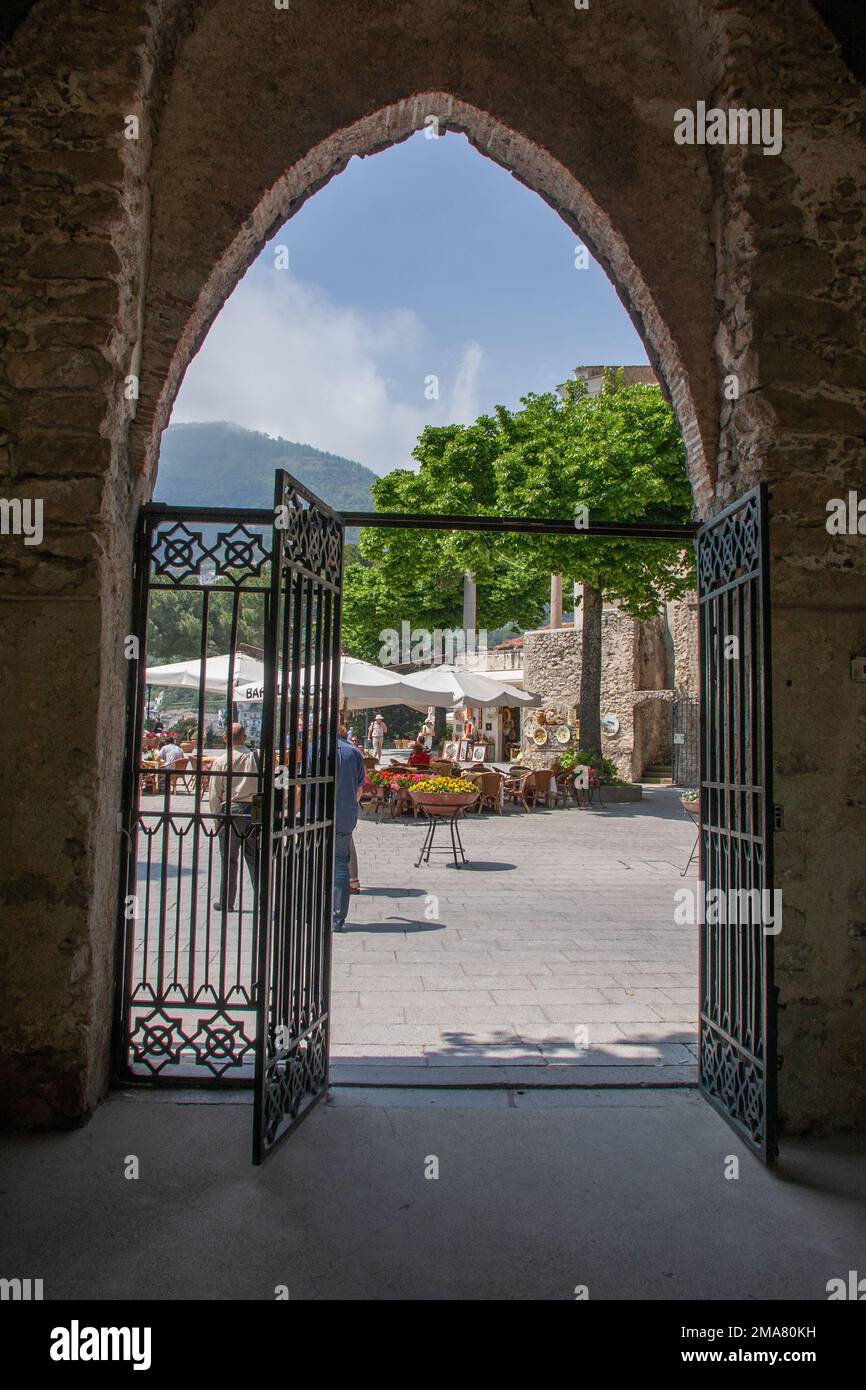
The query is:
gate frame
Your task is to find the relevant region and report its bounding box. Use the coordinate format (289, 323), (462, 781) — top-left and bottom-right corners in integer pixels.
(252, 470), (345, 1164)
(113, 488), (779, 1166)
(694, 483), (777, 1164)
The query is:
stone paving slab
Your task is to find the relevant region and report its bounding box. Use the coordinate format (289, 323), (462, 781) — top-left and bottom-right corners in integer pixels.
(332, 788), (698, 1077)
(330, 1064), (698, 1087)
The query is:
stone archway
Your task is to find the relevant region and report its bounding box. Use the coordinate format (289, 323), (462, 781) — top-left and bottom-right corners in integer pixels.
(136, 92), (715, 514)
(2, 0), (865, 1136)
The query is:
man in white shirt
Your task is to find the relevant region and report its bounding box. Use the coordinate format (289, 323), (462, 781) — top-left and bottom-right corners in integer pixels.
(368, 713), (387, 760)
(209, 723), (260, 914)
(157, 736), (184, 766)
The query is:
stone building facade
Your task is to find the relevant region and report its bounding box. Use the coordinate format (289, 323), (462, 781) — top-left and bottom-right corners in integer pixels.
(1, 1), (865, 1137)
(520, 599), (698, 783)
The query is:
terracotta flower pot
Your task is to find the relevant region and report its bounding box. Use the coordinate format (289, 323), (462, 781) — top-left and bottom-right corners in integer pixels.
(410, 790), (479, 813)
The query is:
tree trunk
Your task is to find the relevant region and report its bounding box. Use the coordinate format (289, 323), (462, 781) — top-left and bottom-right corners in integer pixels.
(433, 703), (448, 750)
(579, 583), (603, 760)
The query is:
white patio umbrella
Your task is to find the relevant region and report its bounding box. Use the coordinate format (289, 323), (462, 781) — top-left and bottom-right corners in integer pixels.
(231, 654), (442, 709)
(339, 656), (440, 710)
(144, 651), (266, 694)
(145, 652), (438, 709)
(405, 663), (542, 709)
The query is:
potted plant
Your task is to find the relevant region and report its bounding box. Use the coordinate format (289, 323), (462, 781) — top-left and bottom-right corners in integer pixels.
(575, 750), (621, 784)
(680, 787), (699, 817)
(410, 775), (480, 814)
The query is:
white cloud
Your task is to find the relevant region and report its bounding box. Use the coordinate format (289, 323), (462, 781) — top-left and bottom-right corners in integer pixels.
(170, 275), (485, 473)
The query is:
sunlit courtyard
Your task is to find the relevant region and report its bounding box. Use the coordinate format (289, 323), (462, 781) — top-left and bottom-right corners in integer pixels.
(331, 786), (698, 1080)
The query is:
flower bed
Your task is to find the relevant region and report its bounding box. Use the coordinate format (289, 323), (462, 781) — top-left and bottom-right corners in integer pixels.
(370, 768), (429, 792)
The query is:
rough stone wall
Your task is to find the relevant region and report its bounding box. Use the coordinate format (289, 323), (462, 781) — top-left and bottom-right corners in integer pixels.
(522, 609), (677, 781)
(0, 0), (173, 1125)
(634, 615), (670, 691)
(1, 0), (864, 1134)
(633, 694), (674, 774)
(671, 592), (700, 694)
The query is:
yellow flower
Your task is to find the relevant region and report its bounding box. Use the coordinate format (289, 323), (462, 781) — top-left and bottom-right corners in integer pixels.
(412, 776), (478, 796)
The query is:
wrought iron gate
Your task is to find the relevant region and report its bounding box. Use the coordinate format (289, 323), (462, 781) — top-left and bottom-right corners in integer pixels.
(116, 480), (773, 1160)
(672, 694), (699, 787)
(253, 471), (343, 1162)
(113, 469), (343, 1163)
(696, 485), (777, 1162)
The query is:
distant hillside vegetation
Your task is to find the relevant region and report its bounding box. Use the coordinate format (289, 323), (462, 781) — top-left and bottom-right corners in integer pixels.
(155, 421), (379, 513)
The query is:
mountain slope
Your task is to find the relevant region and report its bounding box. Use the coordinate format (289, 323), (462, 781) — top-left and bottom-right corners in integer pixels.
(155, 421), (379, 512)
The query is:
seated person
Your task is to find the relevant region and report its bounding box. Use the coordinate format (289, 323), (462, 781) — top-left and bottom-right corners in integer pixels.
(157, 735), (184, 766)
(406, 738), (432, 769)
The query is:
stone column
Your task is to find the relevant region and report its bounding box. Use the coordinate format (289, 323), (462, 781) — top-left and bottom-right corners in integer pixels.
(550, 573), (563, 628)
(463, 570), (476, 657)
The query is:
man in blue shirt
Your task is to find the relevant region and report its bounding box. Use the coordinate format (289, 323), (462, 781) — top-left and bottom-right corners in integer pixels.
(333, 725), (365, 931)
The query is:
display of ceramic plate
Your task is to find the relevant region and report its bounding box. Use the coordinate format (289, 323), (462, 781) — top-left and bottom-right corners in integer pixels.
(533, 728), (549, 745)
(556, 724), (572, 744)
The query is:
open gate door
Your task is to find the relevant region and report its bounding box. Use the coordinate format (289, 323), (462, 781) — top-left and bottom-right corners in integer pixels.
(696, 485), (777, 1163)
(253, 470), (344, 1163)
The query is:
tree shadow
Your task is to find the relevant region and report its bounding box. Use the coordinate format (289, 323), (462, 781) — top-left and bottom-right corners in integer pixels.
(341, 917), (445, 934)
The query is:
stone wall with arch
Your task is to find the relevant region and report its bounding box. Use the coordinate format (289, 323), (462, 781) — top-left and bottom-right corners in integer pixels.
(1, 0), (864, 1132)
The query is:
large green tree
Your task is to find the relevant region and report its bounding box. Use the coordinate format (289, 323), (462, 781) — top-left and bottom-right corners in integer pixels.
(342, 424), (550, 662)
(487, 374), (694, 755)
(147, 583), (266, 665)
(343, 373), (693, 757)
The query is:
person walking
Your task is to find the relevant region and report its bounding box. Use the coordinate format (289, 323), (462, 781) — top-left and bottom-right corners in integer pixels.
(367, 713), (387, 760)
(333, 726), (365, 931)
(209, 723), (260, 914)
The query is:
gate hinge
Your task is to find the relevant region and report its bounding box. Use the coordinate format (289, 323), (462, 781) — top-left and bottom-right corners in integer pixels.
(773, 803), (784, 831)
(250, 793), (263, 826)
(776, 1054), (784, 1070)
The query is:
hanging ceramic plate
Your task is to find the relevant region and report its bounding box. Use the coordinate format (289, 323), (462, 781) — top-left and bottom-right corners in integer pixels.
(533, 728), (549, 746)
(556, 724), (572, 744)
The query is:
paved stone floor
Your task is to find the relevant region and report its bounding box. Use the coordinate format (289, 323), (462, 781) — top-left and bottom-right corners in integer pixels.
(331, 786), (699, 1082)
(128, 783), (697, 1082)
(3, 1088), (864, 1301)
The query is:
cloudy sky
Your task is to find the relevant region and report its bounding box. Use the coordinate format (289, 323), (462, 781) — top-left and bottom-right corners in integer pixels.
(171, 131), (648, 475)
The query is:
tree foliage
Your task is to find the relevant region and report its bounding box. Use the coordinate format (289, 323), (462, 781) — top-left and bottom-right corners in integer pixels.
(147, 583), (266, 665)
(342, 374), (694, 661)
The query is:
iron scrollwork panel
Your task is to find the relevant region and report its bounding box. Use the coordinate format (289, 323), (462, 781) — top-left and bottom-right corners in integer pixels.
(113, 506), (273, 1084)
(696, 485), (777, 1163)
(253, 471), (343, 1164)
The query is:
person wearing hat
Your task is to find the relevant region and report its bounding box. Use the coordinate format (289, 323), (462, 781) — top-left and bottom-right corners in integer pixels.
(367, 713), (387, 761)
